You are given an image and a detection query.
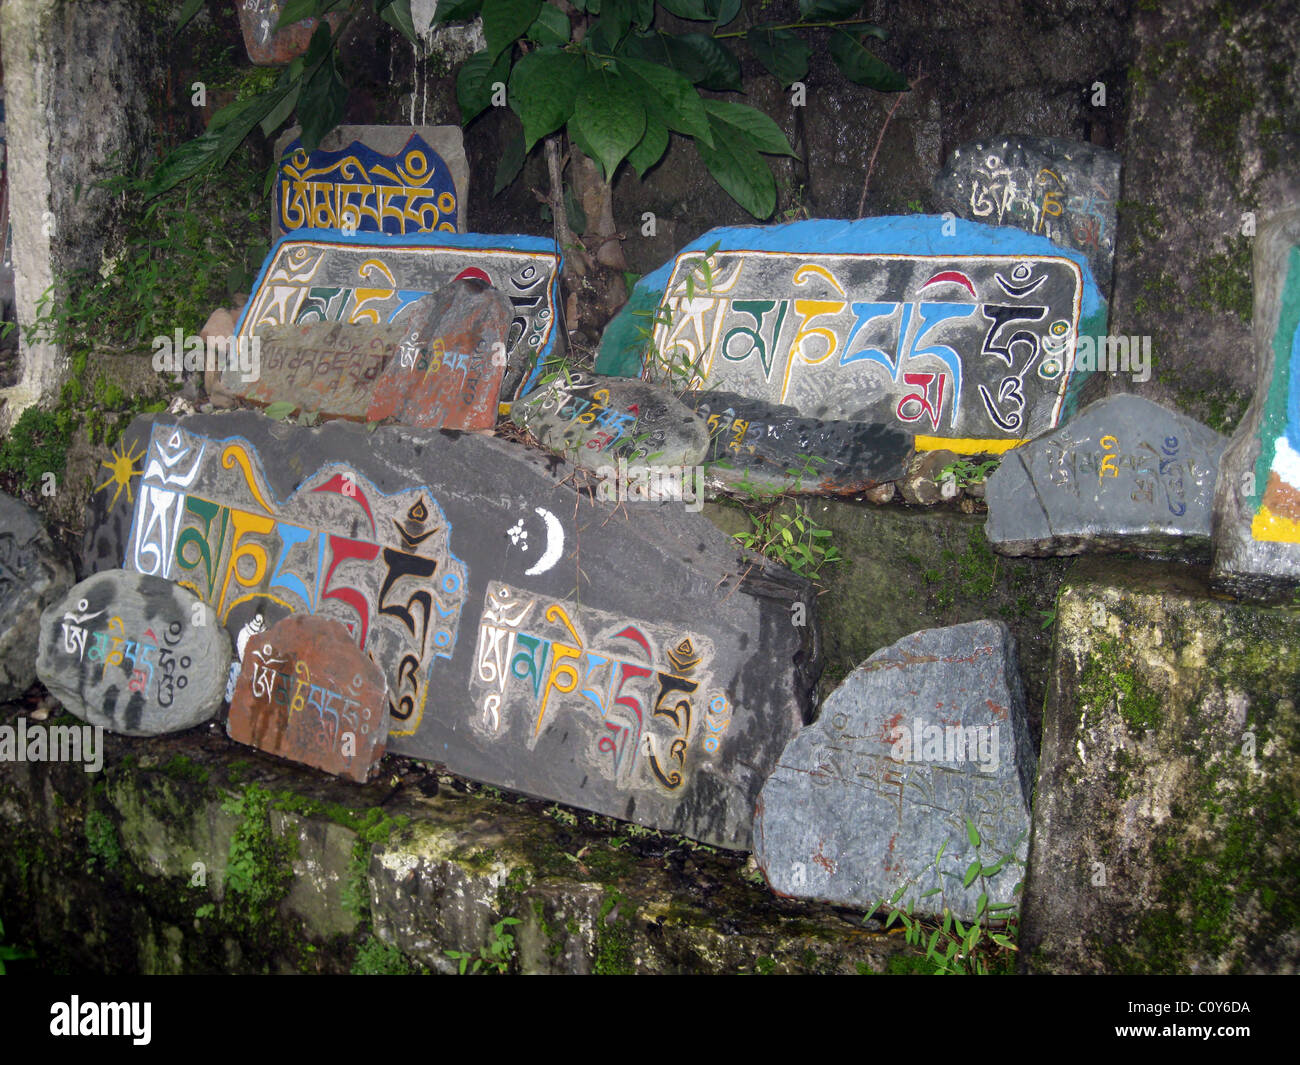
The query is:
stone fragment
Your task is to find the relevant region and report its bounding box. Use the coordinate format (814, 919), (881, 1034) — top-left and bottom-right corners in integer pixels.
(0, 491), (74, 700)
(511, 372), (708, 469)
(898, 449), (960, 506)
(228, 614), (388, 783)
(272, 124), (468, 236)
(753, 620), (1035, 921)
(597, 217), (1108, 452)
(367, 275), (511, 430)
(683, 390), (911, 495)
(238, 1), (343, 65)
(82, 411), (819, 849)
(988, 394), (1225, 556)
(233, 230), (562, 403)
(36, 571), (231, 735)
(1021, 559), (1300, 974)
(864, 482), (895, 505)
(1212, 208), (1300, 598)
(934, 135), (1121, 290)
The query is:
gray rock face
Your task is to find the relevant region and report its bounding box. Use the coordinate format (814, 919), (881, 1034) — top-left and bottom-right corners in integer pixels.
(512, 373), (709, 470)
(682, 390), (911, 495)
(1212, 208), (1300, 598)
(987, 394), (1226, 557)
(82, 411), (819, 849)
(0, 492), (74, 700)
(934, 135), (1121, 291)
(753, 620), (1035, 921)
(36, 571), (231, 735)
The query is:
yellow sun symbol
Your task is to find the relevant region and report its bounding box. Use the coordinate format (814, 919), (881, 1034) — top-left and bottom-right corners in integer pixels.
(94, 437), (145, 511)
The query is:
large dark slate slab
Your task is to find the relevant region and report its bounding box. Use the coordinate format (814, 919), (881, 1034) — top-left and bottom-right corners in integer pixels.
(82, 411), (819, 849)
(597, 217), (1108, 454)
(1212, 207), (1300, 598)
(511, 373), (709, 469)
(234, 230), (562, 403)
(0, 491), (74, 700)
(934, 135), (1121, 291)
(986, 394), (1226, 556)
(683, 390), (912, 494)
(753, 620), (1035, 921)
(273, 124), (468, 237)
(36, 571), (231, 735)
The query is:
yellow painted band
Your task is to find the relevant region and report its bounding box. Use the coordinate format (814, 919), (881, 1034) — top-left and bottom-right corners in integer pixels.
(913, 436), (1025, 455)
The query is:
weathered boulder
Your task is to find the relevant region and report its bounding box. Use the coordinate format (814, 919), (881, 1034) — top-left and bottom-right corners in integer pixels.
(36, 571), (231, 735)
(988, 394), (1225, 556)
(1021, 559), (1300, 974)
(0, 491), (74, 700)
(754, 620), (1035, 922)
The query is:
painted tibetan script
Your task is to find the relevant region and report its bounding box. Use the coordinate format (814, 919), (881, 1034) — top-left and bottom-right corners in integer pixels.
(122, 424), (469, 729)
(470, 581), (730, 794)
(276, 134), (459, 237)
(649, 251), (1084, 446)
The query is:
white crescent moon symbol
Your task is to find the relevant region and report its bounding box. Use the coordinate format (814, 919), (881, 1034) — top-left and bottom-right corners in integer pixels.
(524, 507), (564, 576)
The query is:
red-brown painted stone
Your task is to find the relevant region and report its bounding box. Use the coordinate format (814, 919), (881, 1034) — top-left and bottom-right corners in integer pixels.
(238, 2), (343, 66)
(367, 276), (512, 430)
(227, 614), (388, 782)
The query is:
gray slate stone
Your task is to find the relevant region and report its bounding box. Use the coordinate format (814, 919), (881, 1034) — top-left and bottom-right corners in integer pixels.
(36, 571), (232, 735)
(934, 135), (1121, 291)
(0, 492), (74, 700)
(753, 620), (1034, 921)
(512, 373), (709, 470)
(81, 410), (819, 849)
(682, 390), (911, 495)
(1212, 207), (1300, 599)
(987, 394), (1226, 556)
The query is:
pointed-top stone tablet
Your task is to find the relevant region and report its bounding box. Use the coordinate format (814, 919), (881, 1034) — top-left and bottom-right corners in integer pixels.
(753, 620), (1035, 921)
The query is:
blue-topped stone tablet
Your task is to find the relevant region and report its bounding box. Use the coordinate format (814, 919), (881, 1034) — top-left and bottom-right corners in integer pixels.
(597, 217), (1108, 454)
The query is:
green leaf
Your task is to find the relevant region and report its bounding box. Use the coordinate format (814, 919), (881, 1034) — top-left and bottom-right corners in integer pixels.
(798, 0), (863, 18)
(527, 2), (571, 45)
(277, 0), (323, 32)
(380, 0), (419, 43)
(626, 114), (669, 178)
(829, 28), (908, 91)
(574, 67), (645, 181)
(260, 82), (301, 138)
(509, 48), (585, 149)
(434, 0), (484, 22)
(494, 126), (526, 195)
(702, 98), (795, 156)
(981, 858), (1008, 877)
(177, 0), (205, 32)
(927, 929), (940, 955)
(457, 47), (512, 123)
(589, 0), (634, 49)
(976, 892), (988, 918)
(712, 0), (743, 28)
(298, 48), (348, 152)
(918, 886), (942, 898)
(962, 859), (981, 889)
(483, 0), (542, 60)
(966, 819), (981, 849)
(264, 402), (297, 421)
(621, 31), (741, 92)
(632, 0), (654, 28)
(746, 27), (810, 87)
(695, 111), (776, 219)
(616, 57), (711, 144)
(658, 0), (713, 18)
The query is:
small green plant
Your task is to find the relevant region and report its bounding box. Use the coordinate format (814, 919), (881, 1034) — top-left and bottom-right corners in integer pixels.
(940, 457), (1001, 490)
(1039, 606), (1057, 630)
(0, 916), (34, 973)
(0, 406), (72, 496)
(445, 917), (522, 975)
(735, 500), (844, 581)
(864, 821), (1023, 976)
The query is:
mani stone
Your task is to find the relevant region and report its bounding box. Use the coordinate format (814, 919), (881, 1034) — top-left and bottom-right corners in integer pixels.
(0, 491), (74, 700)
(81, 410), (819, 849)
(272, 123), (469, 237)
(933, 135), (1122, 292)
(1212, 207), (1300, 599)
(367, 273), (512, 430)
(1021, 559), (1300, 974)
(986, 394), (1226, 557)
(228, 614), (388, 783)
(35, 571), (232, 736)
(511, 373), (709, 469)
(753, 620), (1035, 922)
(234, 230), (563, 404)
(596, 217), (1108, 453)
(683, 390), (912, 495)
(223, 319), (410, 419)
(238, 1), (342, 65)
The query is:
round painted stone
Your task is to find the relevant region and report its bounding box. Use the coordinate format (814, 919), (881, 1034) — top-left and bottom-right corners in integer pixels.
(36, 571), (232, 735)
